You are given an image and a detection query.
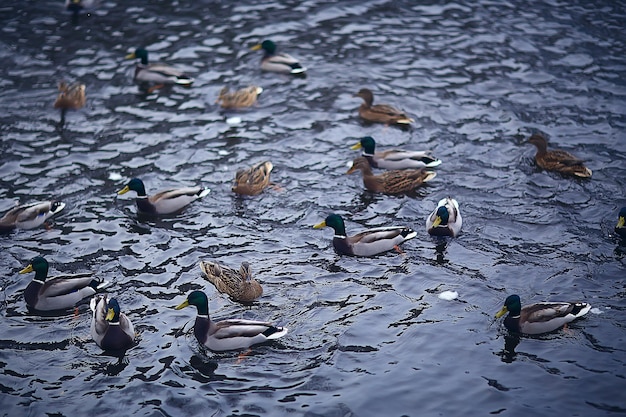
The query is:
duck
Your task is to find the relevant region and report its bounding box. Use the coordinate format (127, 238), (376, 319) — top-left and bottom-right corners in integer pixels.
(175, 290), (288, 352)
(250, 40), (306, 75)
(615, 207), (626, 239)
(347, 156), (436, 194)
(0, 201), (66, 233)
(19, 256), (109, 311)
(495, 294), (591, 335)
(54, 81), (86, 124)
(64, 0), (97, 24)
(199, 261), (263, 303)
(117, 178), (210, 215)
(354, 88), (414, 125)
(216, 86), (263, 109)
(351, 136), (442, 170)
(232, 161), (273, 196)
(313, 213), (417, 257)
(125, 47), (194, 91)
(528, 133), (592, 178)
(426, 197), (462, 237)
(90, 295), (135, 352)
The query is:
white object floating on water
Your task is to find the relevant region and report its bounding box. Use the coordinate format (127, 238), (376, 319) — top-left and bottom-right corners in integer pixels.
(438, 290), (458, 301)
(226, 116), (242, 125)
(590, 307), (603, 315)
(217, 150), (229, 156)
(109, 172), (123, 181)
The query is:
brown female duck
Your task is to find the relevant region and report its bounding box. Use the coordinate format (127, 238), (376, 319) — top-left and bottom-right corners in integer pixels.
(199, 260), (263, 303)
(216, 86), (263, 109)
(528, 133), (592, 178)
(232, 161), (273, 195)
(354, 88), (414, 125)
(347, 156), (436, 194)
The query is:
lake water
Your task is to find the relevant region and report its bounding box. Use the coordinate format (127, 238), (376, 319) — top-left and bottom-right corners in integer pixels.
(1, 0), (625, 416)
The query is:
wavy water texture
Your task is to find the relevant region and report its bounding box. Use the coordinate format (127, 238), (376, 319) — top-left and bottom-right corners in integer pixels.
(0, 0), (625, 415)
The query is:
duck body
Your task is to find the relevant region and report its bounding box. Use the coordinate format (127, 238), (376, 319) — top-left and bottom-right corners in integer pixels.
(354, 89), (414, 125)
(351, 136), (441, 170)
(615, 207), (626, 239)
(19, 256), (109, 311)
(528, 133), (592, 178)
(175, 291), (287, 352)
(54, 81), (86, 111)
(199, 261), (263, 303)
(117, 178), (210, 215)
(232, 161), (273, 196)
(91, 295), (135, 351)
(347, 156), (436, 194)
(426, 197), (462, 237)
(126, 48), (194, 88)
(216, 86), (263, 109)
(0, 201), (65, 233)
(495, 294), (591, 335)
(314, 213), (416, 257)
(251, 40), (306, 74)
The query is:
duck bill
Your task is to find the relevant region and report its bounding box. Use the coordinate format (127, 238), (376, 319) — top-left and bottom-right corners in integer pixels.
(432, 216), (442, 228)
(106, 307), (115, 321)
(175, 300), (190, 310)
(250, 44), (262, 51)
(618, 216), (625, 228)
(495, 306), (508, 318)
(19, 264), (33, 274)
(350, 143), (363, 150)
(117, 186), (130, 195)
(313, 221), (327, 229)
(125, 52), (136, 59)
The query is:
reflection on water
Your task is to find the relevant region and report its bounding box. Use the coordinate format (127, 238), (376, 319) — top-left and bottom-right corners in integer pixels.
(0, 0), (625, 415)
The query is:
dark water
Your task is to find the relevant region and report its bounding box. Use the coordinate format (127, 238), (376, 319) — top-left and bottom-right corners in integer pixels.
(1, 0), (625, 415)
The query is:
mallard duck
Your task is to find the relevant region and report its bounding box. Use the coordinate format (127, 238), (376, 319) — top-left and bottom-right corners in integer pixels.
(19, 256), (109, 311)
(64, 0), (97, 24)
(528, 133), (592, 178)
(232, 161), (273, 196)
(616, 207), (626, 239)
(495, 294), (591, 335)
(250, 40), (306, 75)
(199, 261), (263, 303)
(351, 136), (441, 170)
(216, 86), (263, 109)
(354, 88), (414, 125)
(0, 201), (66, 233)
(347, 156), (436, 194)
(54, 81), (86, 111)
(117, 178), (210, 215)
(125, 48), (194, 90)
(175, 290), (288, 352)
(313, 213), (417, 257)
(90, 295), (135, 351)
(426, 197), (462, 237)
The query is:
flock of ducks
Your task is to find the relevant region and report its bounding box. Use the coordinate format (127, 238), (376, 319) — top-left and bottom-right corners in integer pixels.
(5, 33), (625, 355)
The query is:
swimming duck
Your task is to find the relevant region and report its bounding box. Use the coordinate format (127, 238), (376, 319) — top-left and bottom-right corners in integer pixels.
(125, 48), (194, 91)
(354, 88), (414, 125)
(0, 201), (66, 233)
(117, 178), (210, 215)
(495, 294), (591, 335)
(250, 40), (306, 75)
(199, 261), (263, 303)
(19, 256), (109, 311)
(528, 133), (592, 178)
(175, 290), (288, 352)
(313, 213), (417, 257)
(426, 197), (462, 237)
(351, 136), (442, 170)
(216, 86), (263, 109)
(232, 161), (273, 196)
(615, 207), (626, 239)
(347, 156), (436, 194)
(90, 295), (135, 351)
(54, 81), (85, 124)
